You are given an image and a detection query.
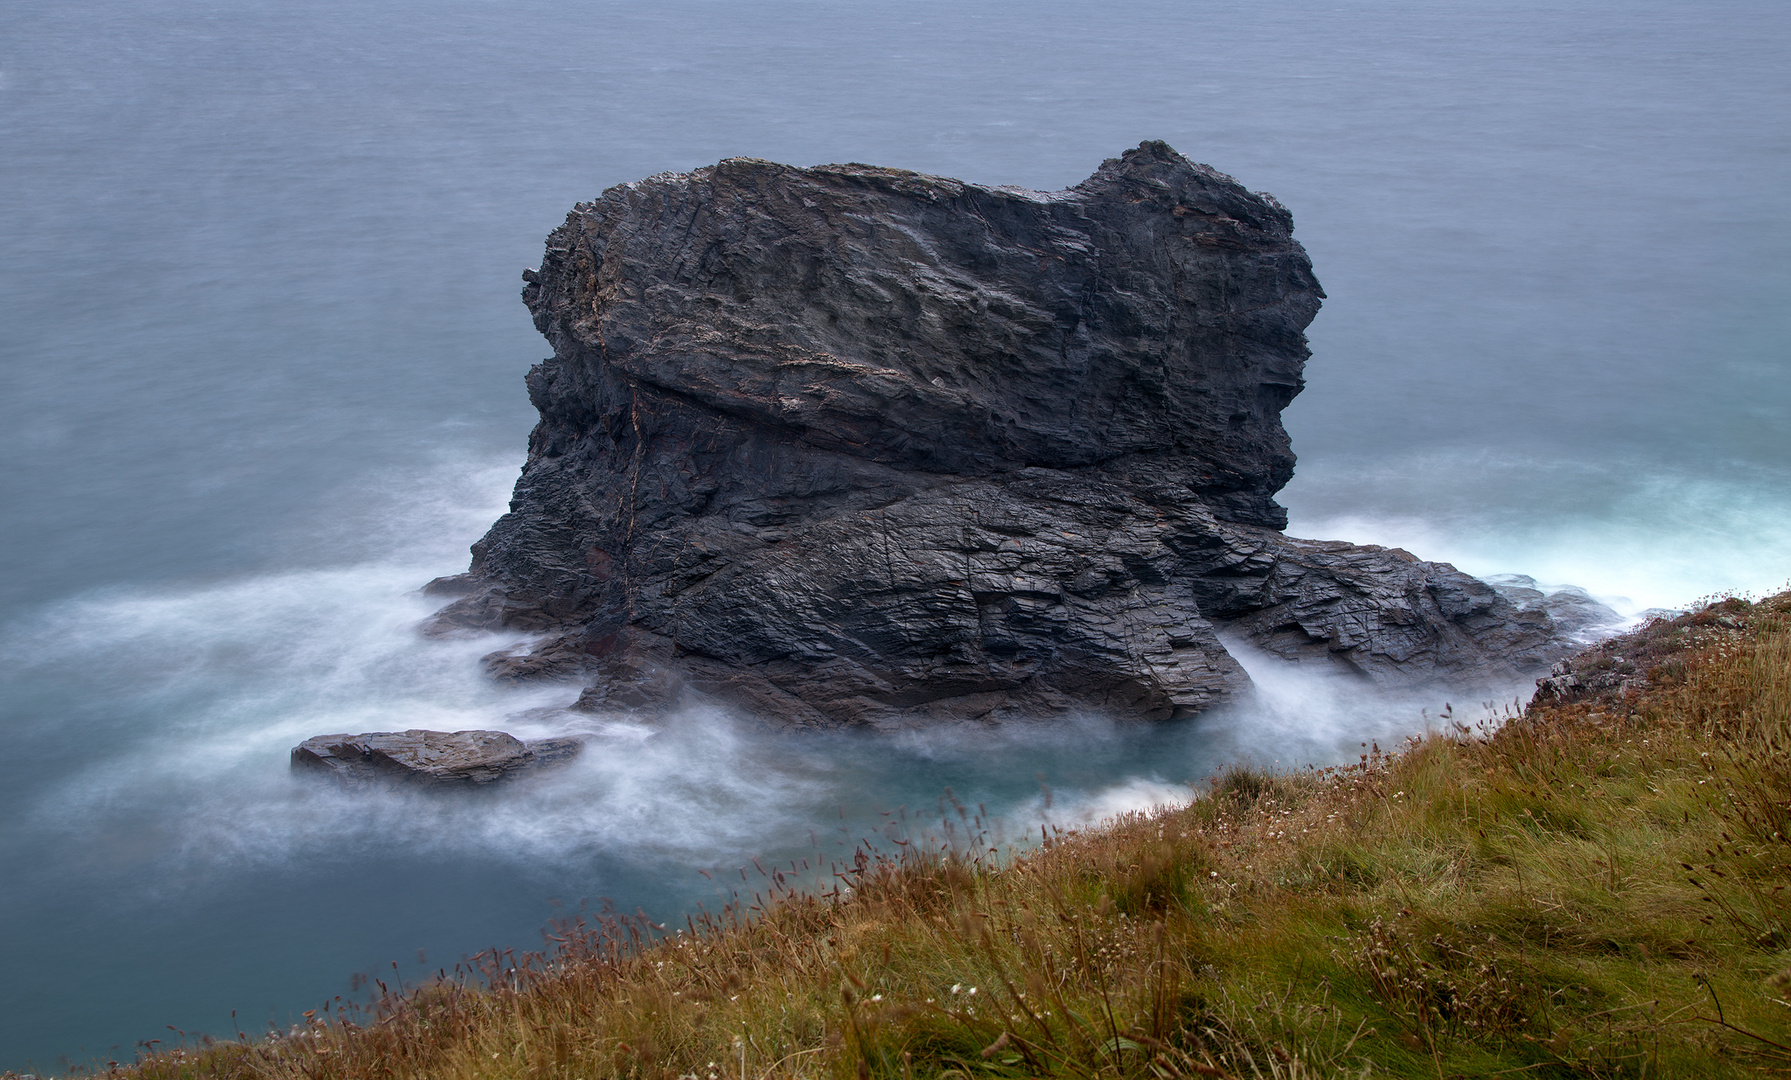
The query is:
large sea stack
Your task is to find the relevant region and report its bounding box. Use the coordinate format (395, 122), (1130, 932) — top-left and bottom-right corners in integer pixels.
(425, 141), (1577, 726)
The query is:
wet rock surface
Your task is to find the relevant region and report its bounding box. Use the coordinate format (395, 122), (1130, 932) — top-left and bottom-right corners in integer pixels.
(427, 142), (1586, 725)
(291, 730), (583, 787)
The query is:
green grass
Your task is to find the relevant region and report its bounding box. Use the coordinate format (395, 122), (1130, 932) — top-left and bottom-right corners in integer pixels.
(33, 592), (1791, 1079)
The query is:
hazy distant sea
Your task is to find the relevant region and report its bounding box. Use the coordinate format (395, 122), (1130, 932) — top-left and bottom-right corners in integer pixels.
(2, 0), (1787, 1067)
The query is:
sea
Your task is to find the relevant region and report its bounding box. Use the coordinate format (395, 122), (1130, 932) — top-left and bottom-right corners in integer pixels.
(1, 0), (1786, 1068)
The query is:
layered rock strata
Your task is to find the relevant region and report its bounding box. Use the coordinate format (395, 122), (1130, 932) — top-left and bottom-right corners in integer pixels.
(424, 141), (1579, 725)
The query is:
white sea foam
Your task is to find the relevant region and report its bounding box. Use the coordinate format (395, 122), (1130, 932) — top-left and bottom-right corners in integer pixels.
(10, 565), (831, 879)
(1282, 454), (1791, 615)
(1027, 777), (1197, 832)
(6, 451), (1774, 902)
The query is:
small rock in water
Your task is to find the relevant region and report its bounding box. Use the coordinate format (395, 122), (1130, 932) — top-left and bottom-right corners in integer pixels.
(290, 729), (583, 787)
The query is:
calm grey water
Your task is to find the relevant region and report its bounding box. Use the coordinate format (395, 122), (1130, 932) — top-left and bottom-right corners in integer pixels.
(2, 0), (1788, 1068)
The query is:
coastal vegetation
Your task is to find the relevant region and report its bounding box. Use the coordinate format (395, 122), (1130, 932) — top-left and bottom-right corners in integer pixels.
(30, 592), (1791, 1078)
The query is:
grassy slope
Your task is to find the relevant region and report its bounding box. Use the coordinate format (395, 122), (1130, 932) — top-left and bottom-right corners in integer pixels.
(43, 593), (1791, 1079)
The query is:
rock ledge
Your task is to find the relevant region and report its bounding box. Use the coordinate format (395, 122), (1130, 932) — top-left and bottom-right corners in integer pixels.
(291, 730), (582, 787)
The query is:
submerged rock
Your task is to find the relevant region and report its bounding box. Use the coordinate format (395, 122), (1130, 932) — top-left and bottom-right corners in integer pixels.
(291, 729), (583, 787)
(426, 141), (1586, 725)
(1484, 574), (1623, 643)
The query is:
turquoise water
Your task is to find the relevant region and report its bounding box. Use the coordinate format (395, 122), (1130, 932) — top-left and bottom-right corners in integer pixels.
(2, 0), (1787, 1067)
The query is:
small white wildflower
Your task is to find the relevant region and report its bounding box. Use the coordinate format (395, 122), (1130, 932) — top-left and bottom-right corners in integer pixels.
(871, 993), (882, 1001)
(950, 984), (961, 994)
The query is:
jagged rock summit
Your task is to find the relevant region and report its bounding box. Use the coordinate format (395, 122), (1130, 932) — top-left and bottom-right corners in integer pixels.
(424, 142), (1579, 725)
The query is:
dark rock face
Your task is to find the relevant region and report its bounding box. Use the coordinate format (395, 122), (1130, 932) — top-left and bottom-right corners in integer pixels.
(426, 142), (1580, 725)
(291, 730), (583, 787)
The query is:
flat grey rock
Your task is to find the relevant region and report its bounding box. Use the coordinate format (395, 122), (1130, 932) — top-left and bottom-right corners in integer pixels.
(291, 729), (583, 787)
(423, 142), (1589, 725)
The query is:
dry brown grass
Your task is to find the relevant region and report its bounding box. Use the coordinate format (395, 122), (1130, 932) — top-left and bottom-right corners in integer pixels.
(26, 592), (1791, 1079)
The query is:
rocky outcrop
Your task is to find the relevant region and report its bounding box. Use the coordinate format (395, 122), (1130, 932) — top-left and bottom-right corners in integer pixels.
(1528, 597), (1758, 706)
(291, 730), (583, 787)
(424, 141), (1583, 725)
